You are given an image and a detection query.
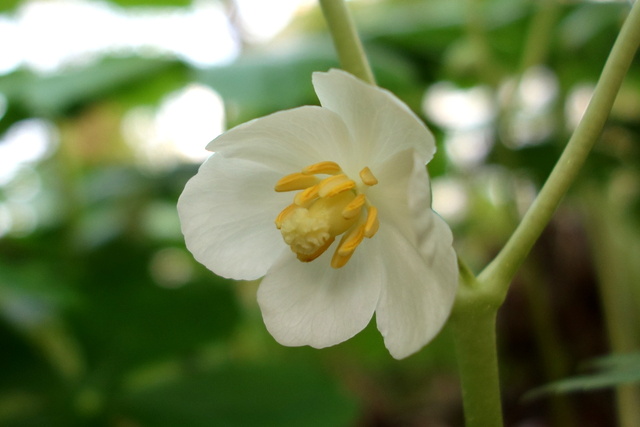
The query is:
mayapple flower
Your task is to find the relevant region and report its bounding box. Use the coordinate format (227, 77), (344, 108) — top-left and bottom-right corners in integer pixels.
(178, 69), (458, 359)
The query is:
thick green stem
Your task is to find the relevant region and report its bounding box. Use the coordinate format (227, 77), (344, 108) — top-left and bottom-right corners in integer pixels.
(479, 1), (640, 291)
(318, 0), (375, 85)
(452, 279), (504, 427)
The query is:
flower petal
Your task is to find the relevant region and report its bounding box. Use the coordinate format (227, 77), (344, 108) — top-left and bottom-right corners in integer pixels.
(207, 106), (355, 174)
(367, 148), (458, 359)
(177, 154), (290, 280)
(257, 243), (383, 349)
(374, 216), (458, 359)
(312, 69), (436, 166)
(366, 148), (426, 246)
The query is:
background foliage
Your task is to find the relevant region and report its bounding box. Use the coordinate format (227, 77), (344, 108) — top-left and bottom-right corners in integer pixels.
(1, 0), (639, 425)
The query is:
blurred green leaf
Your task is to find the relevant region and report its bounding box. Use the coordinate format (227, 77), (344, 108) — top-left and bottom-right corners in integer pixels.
(559, 3), (628, 50)
(120, 362), (358, 427)
(0, 263), (84, 380)
(195, 42), (336, 125)
(70, 237), (241, 370)
(581, 353), (640, 372)
(525, 353), (640, 400)
(489, 142), (562, 186)
(0, 263), (77, 321)
(0, 0), (21, 13)
(0, 57), (188, 117)
(358, 0), (528, 38)
(196, 38), (430, 128)
(555, 3), (630, 87)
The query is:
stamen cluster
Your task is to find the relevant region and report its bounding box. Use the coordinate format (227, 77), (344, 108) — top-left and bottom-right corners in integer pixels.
(274, 161), (379, 268)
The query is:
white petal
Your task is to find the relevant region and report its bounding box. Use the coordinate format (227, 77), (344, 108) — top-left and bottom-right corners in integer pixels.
(312, 69), (436, 166)
(257, 243), (383, 349)
(177, 154), (290, 280)
(367, 148), (458, 359)
(374, 217), (458, 359)
(366, 148), (426, 245)
(207, 105), (355, 174)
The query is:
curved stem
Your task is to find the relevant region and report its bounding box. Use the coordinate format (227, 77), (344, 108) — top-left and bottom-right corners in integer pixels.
(479, 0), (640, 292)
(318, 0), (376, 85)
(453, 5), (640, 426)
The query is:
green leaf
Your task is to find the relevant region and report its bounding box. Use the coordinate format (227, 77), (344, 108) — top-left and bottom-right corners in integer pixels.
(525, 353), (640, 400)
(0, 0), (21, 13)
(581, 353), (640, 372)
(559, 3), (629, 50)
(195, 38), (430, 127)
(120, 362), (358, 427)
(195, 42), (337, 125)
(70, 236), (241, 371)
(0, 57), (187, 117)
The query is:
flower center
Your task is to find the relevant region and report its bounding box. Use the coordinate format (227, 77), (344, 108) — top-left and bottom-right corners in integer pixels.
(274, 161), (380, 268)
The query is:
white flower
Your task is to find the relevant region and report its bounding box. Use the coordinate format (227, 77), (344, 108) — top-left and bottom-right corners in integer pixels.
(177, 69), (458, 359)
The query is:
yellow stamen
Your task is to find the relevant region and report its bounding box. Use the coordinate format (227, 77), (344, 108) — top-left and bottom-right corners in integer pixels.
(275, 204), (299, 229)
(318, 174), (356, 198)
(302, 161), (342, 176)
(342, 194), (366, 219)
(359, 167), (378, 186)
(331, 250), (354, 269)
(297, 236), (335, 262)
(294, 184), (320, 206)
(336, 224), (365, 257)
(275, 161), (382, 269)
(364, 206), (379, 238)
(275, 173), (319, 192)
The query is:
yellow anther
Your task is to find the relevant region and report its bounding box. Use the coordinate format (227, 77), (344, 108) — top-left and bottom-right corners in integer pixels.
(364, 206), (379, 238)
(331, 247), (355, 269)
(342, 194), (366, 219)
(359, 167), (378, 186)
(318, 174), (356, 198)
(294, 184), (319, 206)
(275, 204), (298, 229)
(275, 173), (319, 192)
(336, 224), (365, 257)
(302, 161), (342, 176)
(297, 236), (335, 262)
(276, 161), (381, 269)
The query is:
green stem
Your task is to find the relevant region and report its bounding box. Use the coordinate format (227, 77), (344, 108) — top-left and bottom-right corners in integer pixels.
(453, 5), (640, 425)
(479, 0), (640, 292)
(318, 0), (376, 85)
(451, 277), (504, 427)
